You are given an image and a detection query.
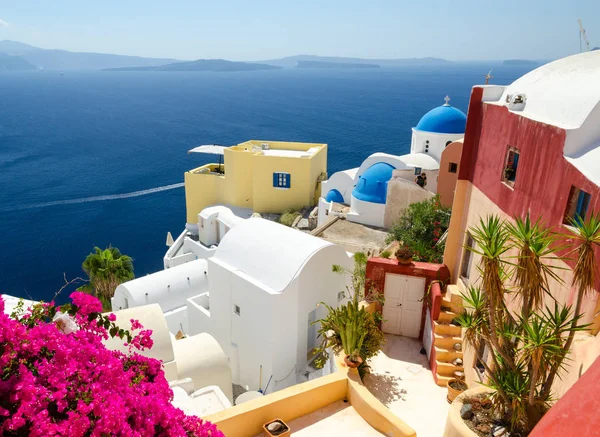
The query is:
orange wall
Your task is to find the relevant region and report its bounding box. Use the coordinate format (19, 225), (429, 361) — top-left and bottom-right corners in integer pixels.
(437, 140), (463, 208)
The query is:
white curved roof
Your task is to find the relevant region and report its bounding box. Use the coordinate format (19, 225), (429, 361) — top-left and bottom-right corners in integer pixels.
(211, 218), (335, 292)
(490, 51), (600, 129)
(356, 153), (439, 179)
(397, 153), (440, 170)
(115, 259), (209, 311)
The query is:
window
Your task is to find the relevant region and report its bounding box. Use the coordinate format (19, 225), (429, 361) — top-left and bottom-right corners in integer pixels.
(460, 233), (474, 280)
(273, 172), (291, 189)
(564, 186), (591, 225)
(233, 304), (241, 316)
(448, 162), (458, 174)
(502, 147), (520, 186)
(414, 167), (422, 176)
(474, 342), (490, 379)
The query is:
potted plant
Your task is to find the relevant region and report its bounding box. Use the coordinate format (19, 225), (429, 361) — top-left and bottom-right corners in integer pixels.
(263, 419), (290, 437)
(395, 245), (413, 265)
(447, 378), (468, 403)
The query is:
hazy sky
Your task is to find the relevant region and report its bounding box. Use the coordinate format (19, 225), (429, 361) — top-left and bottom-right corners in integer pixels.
(1, 1), (598, 61)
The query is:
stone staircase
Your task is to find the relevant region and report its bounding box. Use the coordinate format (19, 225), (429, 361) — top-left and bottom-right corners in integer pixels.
(433, 285), (465, 387)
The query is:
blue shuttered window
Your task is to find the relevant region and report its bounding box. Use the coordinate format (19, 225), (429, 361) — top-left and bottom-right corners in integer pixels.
(273, 172), (291, 189)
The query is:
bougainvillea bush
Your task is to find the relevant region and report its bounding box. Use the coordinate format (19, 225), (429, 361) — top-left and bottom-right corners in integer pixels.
(0, 292), (224, 437)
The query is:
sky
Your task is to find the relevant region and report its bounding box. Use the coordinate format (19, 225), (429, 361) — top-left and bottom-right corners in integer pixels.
(1, 1), (599, 61)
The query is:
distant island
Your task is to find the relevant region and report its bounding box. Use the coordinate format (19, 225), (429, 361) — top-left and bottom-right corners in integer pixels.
(0, 39), (453, 71)
(297, 60), (380, 69)
(0, 53), (36, 71)
(0, 40), (179, 71)
(259, 54), (450, 68)
(105, 59), (281, 72)
(503, 59), (539, 66)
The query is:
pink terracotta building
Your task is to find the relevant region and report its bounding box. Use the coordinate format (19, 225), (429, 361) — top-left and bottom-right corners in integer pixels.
(443, 51), (600, 396)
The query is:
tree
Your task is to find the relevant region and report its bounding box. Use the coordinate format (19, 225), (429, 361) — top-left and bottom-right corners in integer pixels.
(456, 214), (597, 434)
(82, 246), (134, 311)
(387, 195), (451, 263)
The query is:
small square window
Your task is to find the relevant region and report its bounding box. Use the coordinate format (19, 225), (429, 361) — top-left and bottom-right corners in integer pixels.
(273, 172), (291, 189)
(448, 162), (458, 173)
(414, 167), (422, 176)
(502, 147), (520, 186)
(564, 186), (591, 225)
(234, 304), (241, 316)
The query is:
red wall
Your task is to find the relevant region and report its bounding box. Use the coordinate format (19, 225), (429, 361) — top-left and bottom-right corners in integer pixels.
(471, 104), (600, 225)
(460, 89), (600, 278)
(530, 355), (600, 437)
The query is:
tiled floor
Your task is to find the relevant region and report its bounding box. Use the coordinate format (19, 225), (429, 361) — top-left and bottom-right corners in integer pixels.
(254, 400), (383, 437)
(363, 334), (449, 437)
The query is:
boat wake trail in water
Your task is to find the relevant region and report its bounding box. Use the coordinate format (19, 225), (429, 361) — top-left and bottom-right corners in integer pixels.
(3, 183), (185, 212)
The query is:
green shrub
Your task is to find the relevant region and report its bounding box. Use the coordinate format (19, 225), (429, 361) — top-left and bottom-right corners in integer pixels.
(279, 210), (300, 227)
(379, 250), (391, 259)
(387, 195), (450, 263)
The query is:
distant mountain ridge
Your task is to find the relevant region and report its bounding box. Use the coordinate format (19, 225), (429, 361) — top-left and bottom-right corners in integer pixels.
(296, 60), (380, 69)
(0, 40), (452, 72)
(259, 54), (451, 68)
(105, 59), (281, 72)
(0, 40), (180, 70)
(0, 52), (36, 71)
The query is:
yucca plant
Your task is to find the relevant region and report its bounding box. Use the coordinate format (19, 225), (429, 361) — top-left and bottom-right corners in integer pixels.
(540, 213), (600, 398)
(313, 253), (385, 377)
(456, 214), (593, 434)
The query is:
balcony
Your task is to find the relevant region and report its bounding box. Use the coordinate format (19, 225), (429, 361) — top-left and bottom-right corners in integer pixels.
(187, 163), (225, 176)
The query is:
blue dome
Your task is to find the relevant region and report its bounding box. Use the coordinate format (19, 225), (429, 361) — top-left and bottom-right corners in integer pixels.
(352, 162), (395, 204)
(325, 189), (345, 203)
(415, 104), (467, 134)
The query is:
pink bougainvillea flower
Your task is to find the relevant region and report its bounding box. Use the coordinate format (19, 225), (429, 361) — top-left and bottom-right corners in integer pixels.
(0, 293), (224, 437)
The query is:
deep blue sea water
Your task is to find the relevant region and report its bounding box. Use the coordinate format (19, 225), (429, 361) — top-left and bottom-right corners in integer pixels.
(0, 63), (534, 302)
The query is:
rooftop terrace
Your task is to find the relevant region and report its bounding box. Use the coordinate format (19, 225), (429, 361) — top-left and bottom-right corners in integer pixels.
(254, 400), (383, 437)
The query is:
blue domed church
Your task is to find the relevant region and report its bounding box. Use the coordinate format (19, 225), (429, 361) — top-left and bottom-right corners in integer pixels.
(318, 97), (467, 228)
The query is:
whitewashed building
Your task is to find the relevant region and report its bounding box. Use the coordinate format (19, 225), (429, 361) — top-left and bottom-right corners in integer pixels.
(113, 217), (353, 394)
(318, 97), (467, 228)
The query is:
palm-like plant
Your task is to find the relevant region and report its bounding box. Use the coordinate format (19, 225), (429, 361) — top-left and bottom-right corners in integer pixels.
(82, 246), (134, 310)
(540, 213), (600, 398)
(456, 214), (593, 433)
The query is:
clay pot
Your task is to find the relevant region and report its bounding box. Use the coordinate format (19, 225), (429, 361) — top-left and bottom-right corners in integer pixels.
(396, 257), (413, 265)
(344, 355), (363, 369)
(447, 378), (468, 403)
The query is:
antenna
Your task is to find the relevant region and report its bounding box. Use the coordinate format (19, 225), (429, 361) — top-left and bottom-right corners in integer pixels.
(578, 18), (591, 52)
(485, 69), (493, 85)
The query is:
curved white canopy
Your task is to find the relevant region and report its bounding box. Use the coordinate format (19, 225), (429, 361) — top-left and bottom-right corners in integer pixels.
(188, 145), (227, 155)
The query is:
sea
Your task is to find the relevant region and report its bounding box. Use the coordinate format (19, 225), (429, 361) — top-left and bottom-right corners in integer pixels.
(0, 63), (535, 303)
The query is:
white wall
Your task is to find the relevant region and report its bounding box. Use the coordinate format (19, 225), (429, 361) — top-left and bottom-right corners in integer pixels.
(347, 195), (386, 228)
(410, 129), (464, 163)
(317, 197), (332, 227)
(320, 168), (358, 204)
(112, 259), (209, 313)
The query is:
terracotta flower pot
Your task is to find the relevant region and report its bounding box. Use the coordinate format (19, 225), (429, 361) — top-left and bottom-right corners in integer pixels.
(396, 257), (413, 265)
(344, 355), (363, 369)
(263, 419), (290, 437)
(447, 378), (467, 403)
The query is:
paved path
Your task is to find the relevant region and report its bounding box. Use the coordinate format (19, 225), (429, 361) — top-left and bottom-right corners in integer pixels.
(363, 334), (449, 437)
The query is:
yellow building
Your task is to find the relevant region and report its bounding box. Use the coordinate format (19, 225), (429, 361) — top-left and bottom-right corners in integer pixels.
(184, 140), (327, 224)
